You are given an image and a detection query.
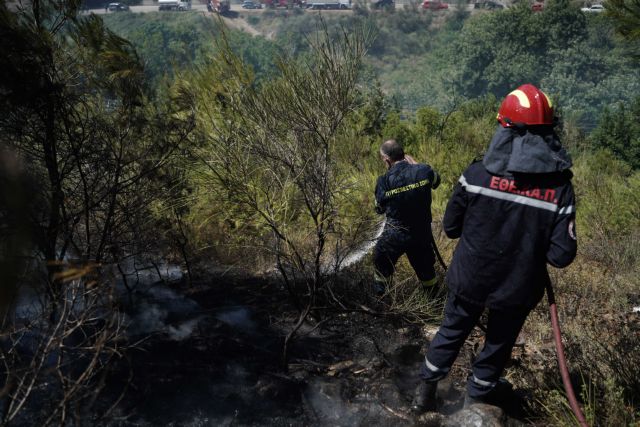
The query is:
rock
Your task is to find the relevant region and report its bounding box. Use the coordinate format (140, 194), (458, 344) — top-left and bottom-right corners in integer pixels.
(326, 360), (356, 376)
(304, 378), (349, 422)
(376, 380), (405, 408)
(444, 404), (505, 427)
(254, 375), (300, 401)
(391, 343), (424, 365)
(355, 355), (384, 369)
(353, 335), (378, 355)
(417, 411), (445, 426)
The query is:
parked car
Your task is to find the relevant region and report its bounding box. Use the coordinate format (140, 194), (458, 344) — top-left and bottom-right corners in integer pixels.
(581, 4), (604, 12)
(307, 0), (349, 8)
(531, 2), (543, 11)
(371, 0), (394, 9)
(108, 2), (129, 11)
(422, 0), (448, 9)
(158, 0), (191, 11)
(242, 0), (262, 8)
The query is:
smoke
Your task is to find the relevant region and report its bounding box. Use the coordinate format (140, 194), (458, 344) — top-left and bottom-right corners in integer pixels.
(13, 286), (43, 322)
(146, 284), (199, 313)
(305, 380), (354, 423)
(215, 307), (256, 332)
(304, 378), (388, 426)
(120, 264), (201, 340)
(126, 301), (169, 336)
(121, 266), (261, 340)
(124, 287), (201, 339)
(116, 260), (184, 287)
(168, 318), (200, 341)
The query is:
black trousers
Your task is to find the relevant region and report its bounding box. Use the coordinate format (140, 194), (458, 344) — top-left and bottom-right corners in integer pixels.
(373, 226), (436, 283)
(420, 292), (529, 397)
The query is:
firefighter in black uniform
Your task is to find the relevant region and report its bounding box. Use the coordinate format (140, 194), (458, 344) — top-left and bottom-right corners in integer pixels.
(373, 139), (441, 295)
(411, 84), (578, 412)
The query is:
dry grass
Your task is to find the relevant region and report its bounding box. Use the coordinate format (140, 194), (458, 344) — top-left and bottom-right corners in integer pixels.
(510, 238), (640, 426)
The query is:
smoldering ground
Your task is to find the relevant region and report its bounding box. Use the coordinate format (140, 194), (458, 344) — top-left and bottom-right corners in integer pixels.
(85, 266), (533, 427)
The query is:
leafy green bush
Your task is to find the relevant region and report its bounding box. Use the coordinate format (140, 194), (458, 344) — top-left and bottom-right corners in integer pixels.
(572, 150), (640, 236)
(589, 97), (640, 169)
(381, 111), (419, 149)
(247, 15), (261, 25)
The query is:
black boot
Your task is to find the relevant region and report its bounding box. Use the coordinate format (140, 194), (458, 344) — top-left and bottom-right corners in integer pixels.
(464, 378), (514, 408)
(410, 381), (437, 414)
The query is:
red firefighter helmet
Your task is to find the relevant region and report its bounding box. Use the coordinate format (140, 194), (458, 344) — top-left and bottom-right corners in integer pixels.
(497, 84), (554, 127)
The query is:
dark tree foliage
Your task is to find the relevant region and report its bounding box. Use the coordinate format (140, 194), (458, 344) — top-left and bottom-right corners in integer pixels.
(102, 13), (281, 86)
(0, 2), (195, 423)
(0, 149), (33, 311)
(607, 0), (640, 50)
(449, 0), (640, 126)
(590, 97), (640, 169)
(453, 0), (588, 97)
(0, 0), (193, 283)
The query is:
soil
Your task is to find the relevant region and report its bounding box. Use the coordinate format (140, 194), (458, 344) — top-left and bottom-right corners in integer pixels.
(101, 271), (532, 426)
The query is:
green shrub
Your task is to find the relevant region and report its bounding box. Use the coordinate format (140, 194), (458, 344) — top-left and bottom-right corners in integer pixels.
(589, 97), (640, 170)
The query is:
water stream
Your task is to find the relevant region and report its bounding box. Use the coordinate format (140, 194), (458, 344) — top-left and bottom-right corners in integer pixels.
(336, 220), (386, 271)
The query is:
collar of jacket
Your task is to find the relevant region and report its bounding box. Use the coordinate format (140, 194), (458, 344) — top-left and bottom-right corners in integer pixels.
(388, 159), (409, 172)
(482, 125), (572, 175)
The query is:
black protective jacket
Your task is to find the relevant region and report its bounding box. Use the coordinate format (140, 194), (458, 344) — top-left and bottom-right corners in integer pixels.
(443, 160), (577, 309)
(375, 161), (440, 232)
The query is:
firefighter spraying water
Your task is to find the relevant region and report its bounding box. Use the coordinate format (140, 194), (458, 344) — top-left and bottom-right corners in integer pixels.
(372, 139), (441, 297)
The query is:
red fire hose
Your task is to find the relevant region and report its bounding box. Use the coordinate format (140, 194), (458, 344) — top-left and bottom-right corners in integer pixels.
(546, 284), (589, 427)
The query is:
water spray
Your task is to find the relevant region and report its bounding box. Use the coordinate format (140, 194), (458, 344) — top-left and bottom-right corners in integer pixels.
(336, 220), (386, 271)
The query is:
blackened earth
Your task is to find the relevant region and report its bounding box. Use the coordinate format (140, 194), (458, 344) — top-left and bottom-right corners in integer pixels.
(100, 273), (532, 427)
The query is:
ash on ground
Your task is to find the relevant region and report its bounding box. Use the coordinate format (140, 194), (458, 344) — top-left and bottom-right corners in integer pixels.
(99, 272), (531, 427)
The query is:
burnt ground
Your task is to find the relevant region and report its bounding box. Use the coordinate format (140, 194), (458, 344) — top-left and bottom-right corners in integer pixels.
(102, 272), (533, 427)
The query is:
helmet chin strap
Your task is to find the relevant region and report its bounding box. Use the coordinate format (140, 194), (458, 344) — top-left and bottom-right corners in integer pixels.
(503, 118), (527, 130)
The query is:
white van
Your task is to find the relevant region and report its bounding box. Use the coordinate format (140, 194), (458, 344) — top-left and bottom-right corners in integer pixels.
(158, 0), (192, 11)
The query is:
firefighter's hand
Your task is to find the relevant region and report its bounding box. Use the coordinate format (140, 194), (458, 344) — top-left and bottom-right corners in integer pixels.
(405, 154), (417, 165)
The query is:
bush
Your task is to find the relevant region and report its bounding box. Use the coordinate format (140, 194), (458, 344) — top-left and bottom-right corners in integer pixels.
(589, 97), (640, 169)
(247, 15), (260, 25)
